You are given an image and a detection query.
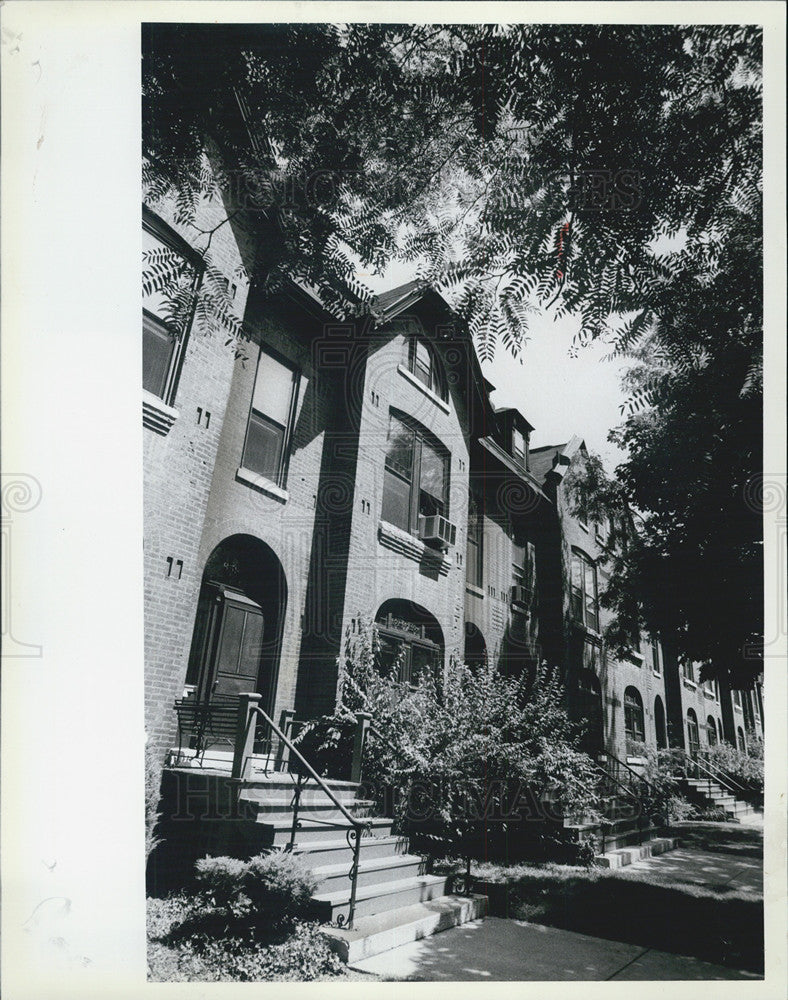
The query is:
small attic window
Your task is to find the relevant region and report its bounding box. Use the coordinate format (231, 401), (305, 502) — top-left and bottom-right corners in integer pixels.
(512, 427), (528, 468)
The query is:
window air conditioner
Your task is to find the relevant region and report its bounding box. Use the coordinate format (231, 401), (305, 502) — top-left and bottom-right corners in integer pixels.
(510, 584), (532, 610)
(419, 514), (457, 550)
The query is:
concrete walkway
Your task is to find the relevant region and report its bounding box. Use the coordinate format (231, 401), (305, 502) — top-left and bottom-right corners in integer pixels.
(616, 820), (763, 895)
(349, 917), (761, 981)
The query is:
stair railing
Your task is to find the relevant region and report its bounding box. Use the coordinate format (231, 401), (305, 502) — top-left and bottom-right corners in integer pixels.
(603, 753), (668, 832)
(694, 749), (750, 796)
(231, 693), (370, 930)
(583, 761), (641, 854)
(673, 748), (744, 797)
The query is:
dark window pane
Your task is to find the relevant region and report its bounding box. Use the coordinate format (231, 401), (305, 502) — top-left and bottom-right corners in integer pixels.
(244, 411), (285, 482)
(143, 312), (175, 397)
(216, 605), (245, 676)
(411, 643), (435, 683)
(382, 467), (411, 530)
(376, 634), (404, 678)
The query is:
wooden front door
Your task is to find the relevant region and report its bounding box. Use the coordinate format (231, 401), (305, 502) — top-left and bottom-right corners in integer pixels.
(194, 586), (265, 703)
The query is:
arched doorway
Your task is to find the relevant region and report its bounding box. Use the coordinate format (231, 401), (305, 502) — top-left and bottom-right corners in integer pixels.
(686, 708), (700, 757)
(185, 534), (287, 715)
(707, 715), (717, 746)
(573, 668), (604, 757)
(654, 696), (668, 750)
(374, 599), (444, 684)
(463, 622), (487, 672)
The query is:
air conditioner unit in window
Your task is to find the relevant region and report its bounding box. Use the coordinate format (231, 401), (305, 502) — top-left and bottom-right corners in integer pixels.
(510, 584), (532, 611)
(419, 514), (457, 550)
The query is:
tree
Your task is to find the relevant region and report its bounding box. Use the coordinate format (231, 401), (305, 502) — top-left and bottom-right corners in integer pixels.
(142, 23), (763, 685)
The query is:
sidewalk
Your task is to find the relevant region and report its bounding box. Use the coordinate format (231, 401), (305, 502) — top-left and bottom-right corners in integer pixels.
(349, 916), (761, 981)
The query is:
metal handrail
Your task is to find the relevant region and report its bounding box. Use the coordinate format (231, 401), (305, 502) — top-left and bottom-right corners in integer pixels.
(675, 748), (743, 796)
(693, 749), (750, 794)
(242, 705), (369, 929)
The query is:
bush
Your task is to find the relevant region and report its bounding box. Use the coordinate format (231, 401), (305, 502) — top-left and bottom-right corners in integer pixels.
(243, 852), (318, 924)
(304, 621), (602, 863)
(147, 893), (343, 982)
(195, 856), (250, 913)
(194, 852), (317, 927)
(145, 737), (164, 860)
(706, 738), (764, 792)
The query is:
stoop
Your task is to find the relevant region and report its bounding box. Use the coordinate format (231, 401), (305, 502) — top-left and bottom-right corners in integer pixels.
(321, 893), (488, 964)
(596, 836), (679, 869)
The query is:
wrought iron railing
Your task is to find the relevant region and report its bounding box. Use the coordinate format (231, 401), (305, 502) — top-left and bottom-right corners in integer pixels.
(232, 695), (371, 929)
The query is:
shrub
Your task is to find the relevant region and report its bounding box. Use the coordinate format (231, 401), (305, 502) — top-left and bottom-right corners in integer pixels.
(304, 621), (602, 863)
(195, 856), (250, 913)
(193, 852), (317, 927)
(147, 893), (343, 982)
(145, 737), (164, 860)
(706, 738), (764, 792)
(243, 852), (318, 924)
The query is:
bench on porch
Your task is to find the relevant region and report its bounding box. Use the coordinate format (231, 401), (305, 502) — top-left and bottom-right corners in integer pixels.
(173, 694), (241, 764)
(172, 695), (303, 770)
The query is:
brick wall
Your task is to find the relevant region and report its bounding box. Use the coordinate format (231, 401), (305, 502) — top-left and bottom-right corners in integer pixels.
(143, 186), (251, 755)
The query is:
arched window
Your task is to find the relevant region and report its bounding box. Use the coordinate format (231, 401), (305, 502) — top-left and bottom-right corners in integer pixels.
(624, 687), (645, 745)
(707, 715), (717, 746)
(687, 708), (700, 756)
(736, 726), (746, 752)
(381, 410), (450, 537)
(375, 600), (444, 684)
(570, 550), (599, 631)
(463, 622), (487, 672)
(654, 696), (668, 750)
(405, 336), (447, 401)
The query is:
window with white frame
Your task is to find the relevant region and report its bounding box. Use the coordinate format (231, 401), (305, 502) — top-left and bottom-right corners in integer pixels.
(381, 411), (449, 535)
(241, 346), (300, 487)
(570, 549), (599, 631)
(405, 337), (447, 401)
(466, 489), (484, 588)
(142, 206), (201, 404)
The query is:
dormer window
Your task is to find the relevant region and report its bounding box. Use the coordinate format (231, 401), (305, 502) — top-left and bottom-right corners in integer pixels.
(512, 427), (526, 465)
(406, 337), (447, 401)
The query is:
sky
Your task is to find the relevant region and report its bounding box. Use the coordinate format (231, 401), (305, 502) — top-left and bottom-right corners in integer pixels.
(359, 258), (631, 473)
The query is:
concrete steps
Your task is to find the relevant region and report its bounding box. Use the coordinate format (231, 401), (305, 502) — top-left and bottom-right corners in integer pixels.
(311, 872), (452, 923)
(682, 778), (759, 822)
(596, 836), (679, 869)
(322, 894), (488, 964)
(235, 772), (486, 958)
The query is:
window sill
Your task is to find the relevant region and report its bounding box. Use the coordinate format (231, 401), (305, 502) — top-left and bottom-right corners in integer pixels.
(378, 519), (452, 577)
(236, 466), (289, 503)
(624, 649), (645, 666)
(652, 670), (662, 679)
(466, 583), (485, 598)
(397, 364), (450, 413)
(578, 521), (589, 533)
(143, 390), (179, 435)
(683, 678), (697, 690)
(703, 689), (716, 699)
(570, 619), (604, 646)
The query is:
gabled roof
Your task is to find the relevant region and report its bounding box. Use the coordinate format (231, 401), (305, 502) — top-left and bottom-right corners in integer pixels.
(372, 280), (454, 325)
(529, 436), (586, 485)
(492, 404), (535, 434)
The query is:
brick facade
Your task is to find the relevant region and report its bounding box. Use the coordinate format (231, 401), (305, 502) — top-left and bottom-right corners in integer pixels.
(143, 191), (762, 766)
